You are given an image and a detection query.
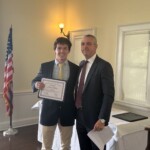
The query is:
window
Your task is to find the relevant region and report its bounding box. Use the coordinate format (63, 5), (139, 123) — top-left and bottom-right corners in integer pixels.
(115, 23), (150, 108)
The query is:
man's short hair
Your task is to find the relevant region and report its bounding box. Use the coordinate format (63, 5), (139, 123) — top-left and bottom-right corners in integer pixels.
(84, 34), (97, 45)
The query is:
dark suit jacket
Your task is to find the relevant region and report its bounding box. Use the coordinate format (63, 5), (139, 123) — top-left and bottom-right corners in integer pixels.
(77, 55), (115, 129)
(32, 60), (79, 126)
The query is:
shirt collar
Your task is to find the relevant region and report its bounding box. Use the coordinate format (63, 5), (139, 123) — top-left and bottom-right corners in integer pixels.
(86, 54), (96, 64)
(55, 59), (68, 65)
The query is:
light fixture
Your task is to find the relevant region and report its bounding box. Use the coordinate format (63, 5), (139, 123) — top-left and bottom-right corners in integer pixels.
(59, 23), (70, 39)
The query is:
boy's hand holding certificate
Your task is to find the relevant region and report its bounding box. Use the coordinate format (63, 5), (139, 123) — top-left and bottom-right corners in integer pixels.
(39, 78), (66, 101)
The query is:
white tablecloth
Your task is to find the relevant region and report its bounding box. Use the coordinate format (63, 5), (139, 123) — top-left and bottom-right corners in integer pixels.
(107, 108), (150, 150)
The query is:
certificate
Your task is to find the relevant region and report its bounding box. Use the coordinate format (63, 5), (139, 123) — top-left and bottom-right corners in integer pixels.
(39, 78), (66, 101)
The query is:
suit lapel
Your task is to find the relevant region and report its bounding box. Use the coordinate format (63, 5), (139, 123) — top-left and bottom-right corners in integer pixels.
(67, 61), (72, 81)
(45, 61), (54, 78)
(66, 61), (75, 82)
(83, 56), (99, 92)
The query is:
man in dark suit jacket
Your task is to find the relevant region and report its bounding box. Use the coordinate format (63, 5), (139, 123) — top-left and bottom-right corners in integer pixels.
(75, 34), (115, 150)
(32, 37), (79, 150)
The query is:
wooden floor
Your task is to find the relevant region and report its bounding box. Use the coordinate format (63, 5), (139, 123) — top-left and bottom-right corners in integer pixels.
(0, 125), (41, 150)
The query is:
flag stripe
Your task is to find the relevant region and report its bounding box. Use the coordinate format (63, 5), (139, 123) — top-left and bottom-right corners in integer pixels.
(3, 27), (14, 116)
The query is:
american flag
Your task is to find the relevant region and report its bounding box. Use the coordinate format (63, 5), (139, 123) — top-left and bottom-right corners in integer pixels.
(3, 26), (14, 116)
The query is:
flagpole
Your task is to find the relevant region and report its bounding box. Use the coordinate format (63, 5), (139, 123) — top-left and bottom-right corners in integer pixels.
(3, 26), (18, 136)
(10, 109), (12, 128)
(3, 104), (18, 136)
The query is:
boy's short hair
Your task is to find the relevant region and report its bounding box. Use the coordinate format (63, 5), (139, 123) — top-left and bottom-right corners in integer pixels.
(54, 37), (72, 51)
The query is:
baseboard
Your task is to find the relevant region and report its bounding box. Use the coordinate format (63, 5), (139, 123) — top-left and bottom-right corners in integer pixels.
(0, 117), (38, 131)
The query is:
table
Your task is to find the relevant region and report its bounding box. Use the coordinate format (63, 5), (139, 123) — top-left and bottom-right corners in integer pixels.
(107, 108), (150, 150)
(145, 127), (150, 150)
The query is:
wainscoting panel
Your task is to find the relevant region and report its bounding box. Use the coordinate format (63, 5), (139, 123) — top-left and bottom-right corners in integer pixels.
(0, 91), (39, 131)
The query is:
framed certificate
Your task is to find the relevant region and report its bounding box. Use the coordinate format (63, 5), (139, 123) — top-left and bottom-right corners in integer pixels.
(39, 78), (66, 101)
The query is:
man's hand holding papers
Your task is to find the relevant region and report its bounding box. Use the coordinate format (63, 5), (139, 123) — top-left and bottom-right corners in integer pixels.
(87, 126), (114, 150)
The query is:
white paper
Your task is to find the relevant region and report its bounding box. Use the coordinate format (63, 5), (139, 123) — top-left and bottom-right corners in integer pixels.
(31, 100), (42, 110)
(39, 78), (66, 101)
(87, 126), (114, 150)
